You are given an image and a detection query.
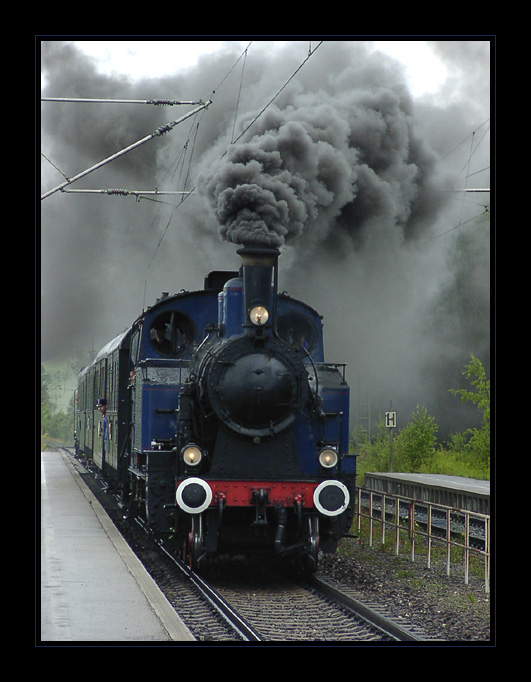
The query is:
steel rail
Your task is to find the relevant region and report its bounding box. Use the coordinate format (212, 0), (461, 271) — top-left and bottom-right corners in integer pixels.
(157, 544), (264, 642)
(310, 575), (428, 641)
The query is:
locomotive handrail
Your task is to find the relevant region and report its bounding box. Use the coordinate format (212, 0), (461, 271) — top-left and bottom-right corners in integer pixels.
(139, 357), (192, 366)
(300, 345), (319, 403)
(314, 362), (347, 384)
(138, 357), (192, 385)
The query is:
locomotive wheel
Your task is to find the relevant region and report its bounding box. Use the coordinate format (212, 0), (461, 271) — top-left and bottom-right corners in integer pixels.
(304, 514), (320, 574)
(184, 515), (204, 571)
(292, 514), (319, 575)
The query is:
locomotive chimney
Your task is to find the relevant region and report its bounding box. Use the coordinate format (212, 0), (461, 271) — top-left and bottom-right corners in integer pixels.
(237, 244), (280, 332)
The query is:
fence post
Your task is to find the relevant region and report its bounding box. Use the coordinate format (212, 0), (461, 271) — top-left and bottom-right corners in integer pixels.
(381, 493), (386, 546)
(395, 497), (400, 555)
(410, 501), (415, 562)
(485, 516), (490, 594)
(445, 509), (451, 576)
(464, 512), (470, 586)
(427, 505), (432, 569)
(369, 491), (374, 547)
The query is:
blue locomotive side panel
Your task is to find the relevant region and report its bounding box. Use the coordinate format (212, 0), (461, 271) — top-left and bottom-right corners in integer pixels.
(133, 289), (222, 454)
(293, 363), (352, 476)
(316, 364), (351, 456)
(134, 361), (189, 452)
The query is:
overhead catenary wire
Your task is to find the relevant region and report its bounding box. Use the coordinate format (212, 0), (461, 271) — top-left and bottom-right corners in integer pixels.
(231, 41), (324, 147)
(443, 188), (490, 192)
(441, 118), (490, 161)
(41, 97), (206, 106)
(41, 151), (69, 181)
(41, 42), (320, 207)
(202, 42), (253, 103)
(231, 45), (249, 144)
(60, 189), (193, 196)
(153, 41), (324, 208)
(147, 41), (322, 208)
(40, 100), (212, 200)
(144, 113), (206, 270)
(138, 44), (257, 277)
(59, 188), (193, 207)
(419, 207), (490, 244)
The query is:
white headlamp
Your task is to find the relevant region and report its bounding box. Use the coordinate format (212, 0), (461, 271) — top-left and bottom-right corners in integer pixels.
(249, 305), (269, 326)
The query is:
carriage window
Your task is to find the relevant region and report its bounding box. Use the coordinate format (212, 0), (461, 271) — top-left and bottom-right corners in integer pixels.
(130, 330), (140, 366)
(277, 312), (317, 353)
(149, 311), (195, 357)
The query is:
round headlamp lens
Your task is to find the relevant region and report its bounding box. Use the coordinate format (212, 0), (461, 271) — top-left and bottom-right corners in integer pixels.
(182, 445), (203, 466)
(319, 448), (338, 468)
(250, 305), (269, 326)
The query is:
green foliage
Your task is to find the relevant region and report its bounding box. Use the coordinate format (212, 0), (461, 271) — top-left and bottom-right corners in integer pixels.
(419, 449), (488, 479)
(356, 407), (438, 479)
(353, 355), (490, 482)
(46, 407), (75, 443)
(356, 415), (391, 474)
(394, 406), (438, 470)
(41, 365), (52, 435)
(41, 364), (75, 445)
(449, 354), (490, 468)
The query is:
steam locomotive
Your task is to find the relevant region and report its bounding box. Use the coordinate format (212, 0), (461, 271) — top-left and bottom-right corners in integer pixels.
(75, 245), (356, 572)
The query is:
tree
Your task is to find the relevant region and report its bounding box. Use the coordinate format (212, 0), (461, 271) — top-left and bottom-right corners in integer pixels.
(358, 407), (438, 475)
(394, 406), (438, 471)
(41, 365), (52, 435)
(41, 364), (76, 445)
(449, 354), (490, 465)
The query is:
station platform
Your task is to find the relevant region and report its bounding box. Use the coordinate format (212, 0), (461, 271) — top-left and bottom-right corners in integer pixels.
(364, 472), (490, 514)
(40, 450), (196, 644)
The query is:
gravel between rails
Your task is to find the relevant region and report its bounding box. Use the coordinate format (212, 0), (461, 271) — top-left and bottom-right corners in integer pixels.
(318, 541), (492, 643)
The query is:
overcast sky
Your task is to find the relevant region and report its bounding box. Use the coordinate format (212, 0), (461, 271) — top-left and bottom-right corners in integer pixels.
(65, 39), (450, 96)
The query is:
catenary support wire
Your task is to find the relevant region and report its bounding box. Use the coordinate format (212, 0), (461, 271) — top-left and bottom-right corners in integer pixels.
(41, 97), (205, 106)
(41, 100), (212, 200)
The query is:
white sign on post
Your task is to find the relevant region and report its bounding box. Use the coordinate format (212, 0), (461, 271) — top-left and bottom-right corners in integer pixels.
(385, 411), (397, 428)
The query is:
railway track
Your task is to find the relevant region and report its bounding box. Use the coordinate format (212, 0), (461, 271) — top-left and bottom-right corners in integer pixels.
(182, 556), (430, 642)
(152, 533), (431, 641)
(58, 447), (432, 642)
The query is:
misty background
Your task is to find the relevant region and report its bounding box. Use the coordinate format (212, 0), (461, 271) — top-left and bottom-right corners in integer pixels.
(40, 39), (491, 438)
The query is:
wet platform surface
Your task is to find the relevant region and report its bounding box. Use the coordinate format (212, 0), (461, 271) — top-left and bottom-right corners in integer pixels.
(40, 450), (195, 643)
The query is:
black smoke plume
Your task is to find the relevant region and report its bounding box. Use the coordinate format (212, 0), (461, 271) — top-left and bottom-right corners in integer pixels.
(198, 83), (446, 253)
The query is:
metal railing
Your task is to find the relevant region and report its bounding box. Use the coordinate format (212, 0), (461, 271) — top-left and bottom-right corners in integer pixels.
(355, 487), (490, 593)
